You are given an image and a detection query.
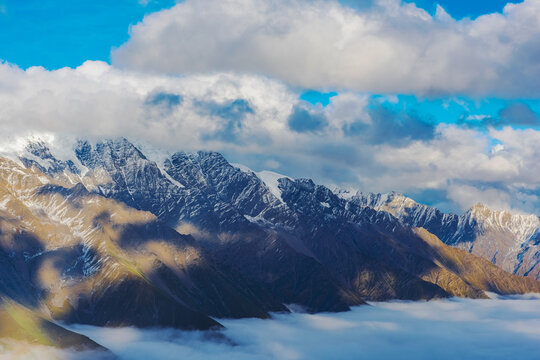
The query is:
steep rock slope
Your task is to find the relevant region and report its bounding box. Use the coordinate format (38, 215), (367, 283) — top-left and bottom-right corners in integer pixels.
(0, 155), (285, 331)
(414, 228), (540, 296)
(348, 192), (540, 280)
(70, 140), (352, 311)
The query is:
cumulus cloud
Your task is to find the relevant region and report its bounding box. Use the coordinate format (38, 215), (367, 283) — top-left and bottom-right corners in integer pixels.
(113, 0), (540, 97)
(369, 124), (540, 212)
(0, 61), (295, 153)
(61, 295), (540, 360)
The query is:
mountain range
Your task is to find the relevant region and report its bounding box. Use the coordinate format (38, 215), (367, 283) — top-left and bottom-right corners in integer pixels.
(348, 192), (540, 280)
(0, 137), (538, 353)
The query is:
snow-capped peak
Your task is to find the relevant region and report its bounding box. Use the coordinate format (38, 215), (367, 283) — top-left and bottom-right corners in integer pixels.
(231, 163), (255, 174)
(467, 203), (540, 244)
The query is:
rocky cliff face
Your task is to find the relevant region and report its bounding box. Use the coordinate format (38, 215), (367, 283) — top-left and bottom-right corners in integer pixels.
(0, 154), (285, 332)
(0, 137), (538, 338)
(347, 192), (540, 280)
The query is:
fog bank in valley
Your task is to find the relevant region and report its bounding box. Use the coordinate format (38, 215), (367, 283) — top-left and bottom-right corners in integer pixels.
(60, 294), (540, 360)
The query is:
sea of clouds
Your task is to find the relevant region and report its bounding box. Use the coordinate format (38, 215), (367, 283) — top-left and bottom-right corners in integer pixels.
(2, 294), (539, 359)
(40, 294), (539, 360)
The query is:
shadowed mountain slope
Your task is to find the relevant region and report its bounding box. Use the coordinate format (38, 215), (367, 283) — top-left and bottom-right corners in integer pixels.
(0, 155), (285, 332)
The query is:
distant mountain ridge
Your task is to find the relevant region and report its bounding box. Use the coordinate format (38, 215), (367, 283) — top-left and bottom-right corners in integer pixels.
(343, 191), (540, 280)
(0, 136), (538, 348)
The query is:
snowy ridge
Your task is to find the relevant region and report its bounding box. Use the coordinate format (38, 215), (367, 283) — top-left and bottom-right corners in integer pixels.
(231, 163), (255, 174)
(468, 203), (540, 245)
(4, 135), (540, 280)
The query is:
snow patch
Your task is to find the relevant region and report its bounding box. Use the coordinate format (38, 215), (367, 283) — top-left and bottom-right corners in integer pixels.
(256, 170), (292, 203)
(231, 163), (255, 174)
(0, 197), (10, 212)
(162, 169), (185, 188)
(332, 187), (358, 200)
(133, 142), (185, 188)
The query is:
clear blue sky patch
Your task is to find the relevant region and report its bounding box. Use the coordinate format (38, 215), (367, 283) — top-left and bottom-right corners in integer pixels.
(0, 0), (175, 69)
(299, 91), (338, 107)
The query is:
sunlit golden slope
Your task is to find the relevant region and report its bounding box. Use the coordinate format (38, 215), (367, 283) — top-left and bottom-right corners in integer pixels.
(414, 228), (540, 296)
(0, 297), (113, 357)
(0, 156), (283, 333)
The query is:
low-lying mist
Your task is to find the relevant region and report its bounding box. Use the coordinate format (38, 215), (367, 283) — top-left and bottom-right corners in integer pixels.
(7, 294), (540, 360)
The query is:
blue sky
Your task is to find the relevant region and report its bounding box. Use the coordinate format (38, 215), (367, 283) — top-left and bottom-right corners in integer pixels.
(406, 0), (517, 18)
(0, 0), (175, 69)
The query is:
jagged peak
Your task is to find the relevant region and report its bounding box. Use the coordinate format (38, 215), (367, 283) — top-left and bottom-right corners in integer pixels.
(25, 140), (55, 159)
(468, 203), (540, 227)
(8, 134), (540, 230)
(331, 187), (358, 200)
(349, 191), (419, 210)
(80, 137), (147, 160)
(231, 163), (255, 174)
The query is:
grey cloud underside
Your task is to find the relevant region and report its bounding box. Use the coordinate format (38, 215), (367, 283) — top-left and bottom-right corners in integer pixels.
(288, 103), (328, 133)
(197, 98), (254, 142)
(498, 103), (540, 126)
(343, 106), (435, 145)
(146, 92), (183, 109)
(460, 103), (540, 129)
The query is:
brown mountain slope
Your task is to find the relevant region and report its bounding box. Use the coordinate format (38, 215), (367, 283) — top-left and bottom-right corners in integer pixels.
(0, 157), (285, 330)
(414, 228), (540, 296)
(0, 298), (114, 357)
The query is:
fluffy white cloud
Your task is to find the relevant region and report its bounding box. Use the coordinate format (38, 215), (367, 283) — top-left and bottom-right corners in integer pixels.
(113, 0), (540, 96)
(0, 61), (296, 153)
(370, 125), (540, 212)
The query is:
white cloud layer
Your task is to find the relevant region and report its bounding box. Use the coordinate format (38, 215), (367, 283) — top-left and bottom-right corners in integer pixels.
(2, 61), (540, 214)
(113, 0), (540, 97)
(62, 295), (540, 360)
